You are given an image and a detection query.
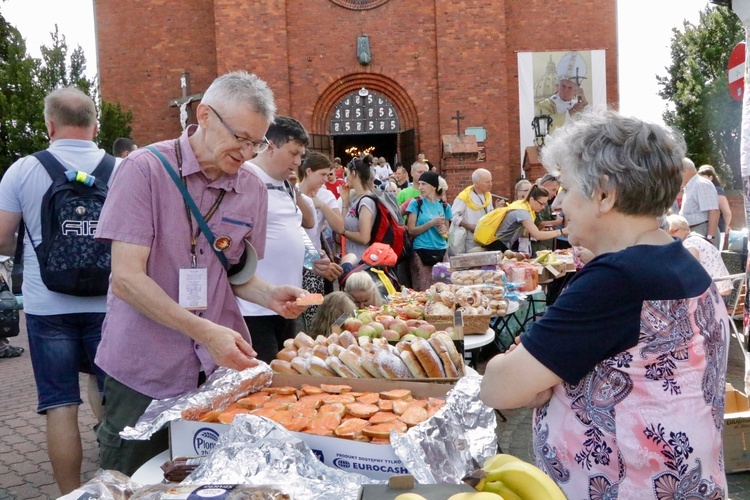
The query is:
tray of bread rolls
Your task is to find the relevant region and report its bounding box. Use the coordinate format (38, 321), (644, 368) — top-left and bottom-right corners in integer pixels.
(425, 283), (508, 333)
(270, 332), (463, 381)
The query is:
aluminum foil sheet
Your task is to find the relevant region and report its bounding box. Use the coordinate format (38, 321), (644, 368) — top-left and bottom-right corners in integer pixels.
(391, 374), (497, 485)
(58, 469), (140, 499)
(120, 363), (273, 440)
(183, 414), (380, 499)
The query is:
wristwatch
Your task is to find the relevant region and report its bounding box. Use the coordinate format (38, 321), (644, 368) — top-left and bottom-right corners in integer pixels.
(706, 235), (715, 240)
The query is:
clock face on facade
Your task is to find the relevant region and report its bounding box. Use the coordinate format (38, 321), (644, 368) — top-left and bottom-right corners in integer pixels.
(329, 0), (389, 10)
(330, 91), (400, 135)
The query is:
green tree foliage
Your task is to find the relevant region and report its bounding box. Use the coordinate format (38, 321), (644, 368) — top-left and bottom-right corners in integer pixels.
(0, 13), (133, 173)
(0, 13), (46, 169)
(97, 101), (133, 155)
(658, 6), (744, 188)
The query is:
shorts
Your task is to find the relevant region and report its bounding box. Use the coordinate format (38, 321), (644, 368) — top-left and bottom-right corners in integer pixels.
(26, 312), (106, 414)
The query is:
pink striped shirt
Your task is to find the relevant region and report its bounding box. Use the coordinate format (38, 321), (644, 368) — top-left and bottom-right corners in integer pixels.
(95, 126), (268, 399)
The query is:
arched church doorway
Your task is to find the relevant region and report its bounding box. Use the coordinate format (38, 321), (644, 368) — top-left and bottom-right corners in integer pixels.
(329, 89), (414, 167)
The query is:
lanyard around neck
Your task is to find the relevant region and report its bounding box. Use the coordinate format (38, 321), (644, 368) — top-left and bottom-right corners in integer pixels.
(175, 141), (226, 267)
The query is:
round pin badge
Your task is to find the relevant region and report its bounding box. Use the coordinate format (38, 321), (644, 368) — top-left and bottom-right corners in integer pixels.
(213, 236), (232, 252)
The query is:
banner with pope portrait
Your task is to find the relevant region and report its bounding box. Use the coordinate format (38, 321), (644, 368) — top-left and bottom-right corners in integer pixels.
(517, 50), (607, 174)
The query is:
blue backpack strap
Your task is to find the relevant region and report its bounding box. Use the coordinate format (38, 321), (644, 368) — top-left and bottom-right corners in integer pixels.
(32, 151), (68, 182)
(91, 153), (116, 184)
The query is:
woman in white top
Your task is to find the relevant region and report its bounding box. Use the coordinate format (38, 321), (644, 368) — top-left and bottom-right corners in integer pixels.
(298, 152), (345, 326)
(341, 159), (377, 261)
(667, 214), (732, 295)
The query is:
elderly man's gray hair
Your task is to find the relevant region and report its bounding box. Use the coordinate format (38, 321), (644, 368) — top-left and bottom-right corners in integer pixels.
(201, 72), (276, 123)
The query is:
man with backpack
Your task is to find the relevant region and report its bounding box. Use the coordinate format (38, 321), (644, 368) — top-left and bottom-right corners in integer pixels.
(0, 87), (113, 495)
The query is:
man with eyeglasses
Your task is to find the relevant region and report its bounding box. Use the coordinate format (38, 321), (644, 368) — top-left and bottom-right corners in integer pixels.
(93, 72), (310, 475)
(239, 116), (342, 362)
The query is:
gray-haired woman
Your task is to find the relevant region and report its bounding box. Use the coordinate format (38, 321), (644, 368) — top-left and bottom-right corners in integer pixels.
(480, 110), (729, 498)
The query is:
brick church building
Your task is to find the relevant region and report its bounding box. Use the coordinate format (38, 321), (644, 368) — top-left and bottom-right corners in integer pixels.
(95, 0), (618, 198)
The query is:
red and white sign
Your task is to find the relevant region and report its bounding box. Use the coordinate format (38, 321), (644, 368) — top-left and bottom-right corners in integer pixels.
(728, 42), (746, 102)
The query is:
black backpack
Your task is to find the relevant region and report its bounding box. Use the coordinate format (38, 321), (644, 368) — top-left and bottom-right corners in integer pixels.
(23, 151), (115, 296)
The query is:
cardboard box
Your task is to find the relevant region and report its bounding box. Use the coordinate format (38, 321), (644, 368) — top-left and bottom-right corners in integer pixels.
(725, 383), (750, 473)
(170, 374), (454, 480)
(358, 483), (476, 499)
(449, 251), (502, 270)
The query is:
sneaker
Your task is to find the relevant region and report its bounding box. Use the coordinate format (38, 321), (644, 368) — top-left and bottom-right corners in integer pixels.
(0, 345), (24, 358)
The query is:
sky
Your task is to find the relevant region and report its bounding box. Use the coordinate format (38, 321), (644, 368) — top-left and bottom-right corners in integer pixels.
(1, 0), (717, 127)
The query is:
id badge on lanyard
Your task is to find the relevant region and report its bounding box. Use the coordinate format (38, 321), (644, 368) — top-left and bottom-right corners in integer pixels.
(174, 140), (224, 310)
(179, 268), (208, 310)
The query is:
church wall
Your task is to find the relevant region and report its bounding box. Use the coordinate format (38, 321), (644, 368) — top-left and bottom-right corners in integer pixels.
(95, 0), (617, 200)
(95, 0), (218, 146)
(280, 0), (442, 164)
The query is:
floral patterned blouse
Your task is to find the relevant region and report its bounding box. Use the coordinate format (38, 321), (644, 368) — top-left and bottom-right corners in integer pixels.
(682, 232), (733, 294)
(523, 241), (729, 498)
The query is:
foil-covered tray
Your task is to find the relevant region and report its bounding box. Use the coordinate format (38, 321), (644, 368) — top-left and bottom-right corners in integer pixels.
(120, 363), (273, 441)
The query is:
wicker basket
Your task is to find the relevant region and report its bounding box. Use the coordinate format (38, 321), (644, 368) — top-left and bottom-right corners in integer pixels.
(463, 313), (492, 335)
(425, 313), (454, 332)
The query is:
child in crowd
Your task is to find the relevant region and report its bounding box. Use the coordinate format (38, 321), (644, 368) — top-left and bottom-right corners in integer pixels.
(307, 292), (356, 337)
(344, 271), (384, 308)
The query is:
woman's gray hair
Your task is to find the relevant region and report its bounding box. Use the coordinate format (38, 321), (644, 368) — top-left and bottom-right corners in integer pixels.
(541, 110), (686, 217)
(44, 87), (97, 128)
(201, 71), (276, 122)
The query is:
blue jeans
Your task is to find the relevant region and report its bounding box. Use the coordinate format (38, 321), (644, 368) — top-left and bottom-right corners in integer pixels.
(26, 312), (105, 414)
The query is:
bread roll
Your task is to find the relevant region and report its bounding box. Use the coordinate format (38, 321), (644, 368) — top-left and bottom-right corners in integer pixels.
(429, 335), (459, 377)
(327, 332), (340, 346)
(338, 349), (373, 378)
(348, 344), (365, 357)
(270, 359), (297, 375)
(411, 338), (446, 378)
(277, 347), (297, 363)
(283, 338), (296, 349)
(297, 346), (313, 358)
(293, 332), (315, 350)
(309, 356), (337, 377)
(312, 344), (328, 360)
(360, 346), (383, 378)
(374, 348), (412, 379)
(290, 356), (311, 376)
(338, 330), (357, 348)
(325, 356), (358, 378)
(395, 340), (413, 354)
(399, 350), (428, 378)
(434, 332), (464, 376)
(327, 343), (345, 357)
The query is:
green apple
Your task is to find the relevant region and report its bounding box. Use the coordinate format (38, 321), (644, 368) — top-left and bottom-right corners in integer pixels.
(357, 311), (374, 324)
(369, 321), (385, 335)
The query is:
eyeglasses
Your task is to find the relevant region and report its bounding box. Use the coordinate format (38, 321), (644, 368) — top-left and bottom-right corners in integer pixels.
(206, 104), (270, 154)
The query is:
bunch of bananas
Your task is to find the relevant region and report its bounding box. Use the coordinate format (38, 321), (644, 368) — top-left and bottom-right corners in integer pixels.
(461, 453), (566, 499)
(533, 250), (560, 266)
(393, 453), (566, 500)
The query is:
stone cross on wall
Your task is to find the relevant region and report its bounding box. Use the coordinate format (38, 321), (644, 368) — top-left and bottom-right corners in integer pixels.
(451, 110), (465, 137)
(168, 71), (204, 130)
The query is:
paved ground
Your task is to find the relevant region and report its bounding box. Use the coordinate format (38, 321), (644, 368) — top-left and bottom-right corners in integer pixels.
(1, 313), (750, 499)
